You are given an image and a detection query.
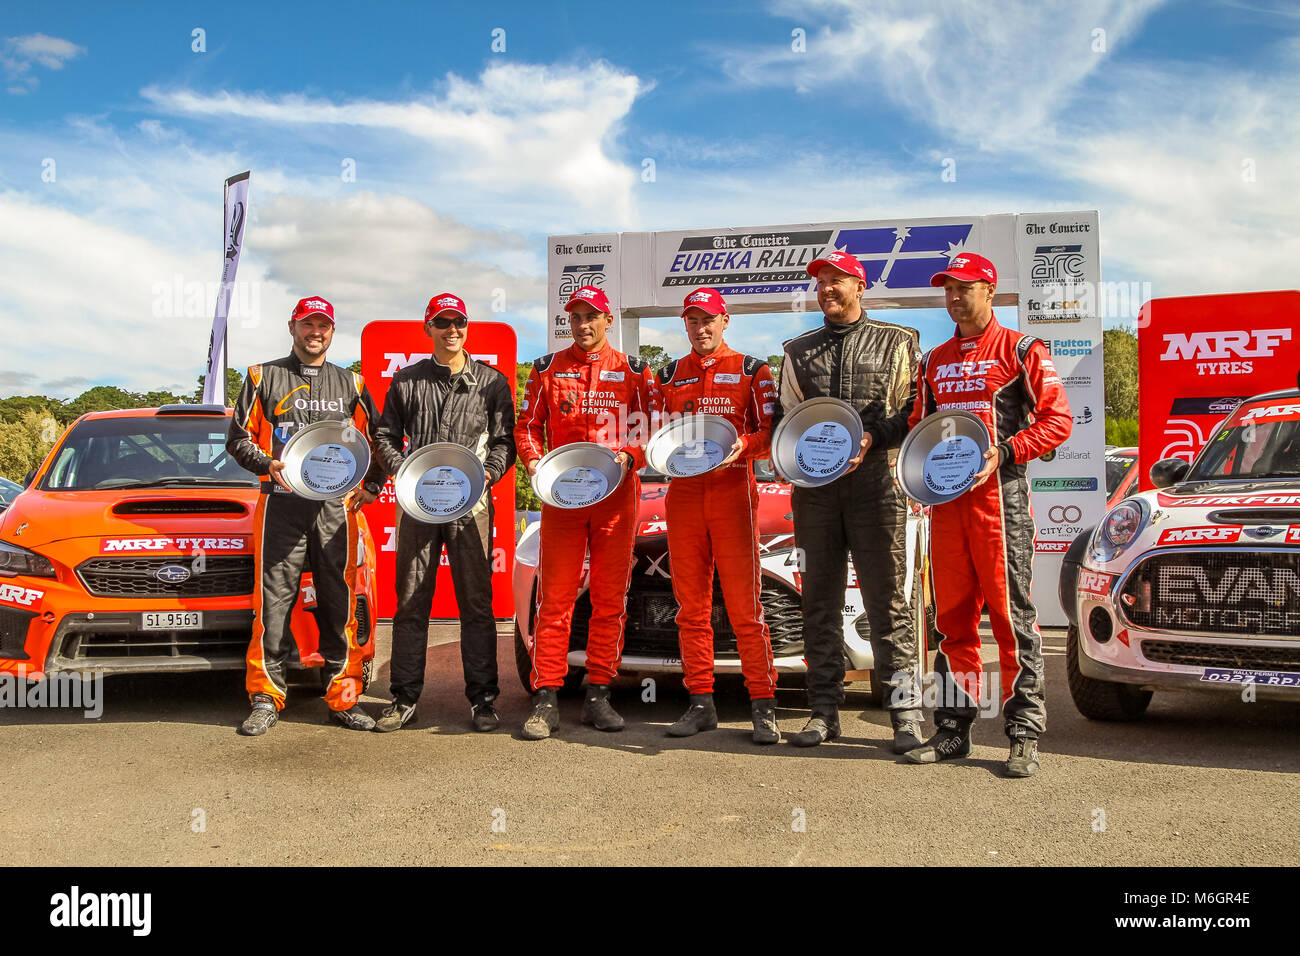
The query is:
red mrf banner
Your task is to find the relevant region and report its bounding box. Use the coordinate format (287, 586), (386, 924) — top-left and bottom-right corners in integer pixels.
(361, 320), (518, 619)
(1138, 291), (1300, 490)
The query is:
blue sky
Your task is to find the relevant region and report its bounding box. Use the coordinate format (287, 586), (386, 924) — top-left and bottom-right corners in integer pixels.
(2, 0), (1298, 396)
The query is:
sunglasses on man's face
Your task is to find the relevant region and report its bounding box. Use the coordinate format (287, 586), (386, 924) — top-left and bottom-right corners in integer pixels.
(427, 315), (468, 330)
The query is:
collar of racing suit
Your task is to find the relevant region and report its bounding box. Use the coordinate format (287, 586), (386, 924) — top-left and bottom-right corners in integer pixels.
(566, 340), (612, 364)
(952, 314), (1003, 346)
(430, 353), (478, 388)
(684, 340), (736, 370)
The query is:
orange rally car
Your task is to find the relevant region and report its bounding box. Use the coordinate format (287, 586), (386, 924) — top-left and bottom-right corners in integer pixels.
(0, 404), (378, 687)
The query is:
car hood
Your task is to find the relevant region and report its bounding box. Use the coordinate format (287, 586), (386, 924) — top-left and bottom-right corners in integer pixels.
(0, 489), (256, 550)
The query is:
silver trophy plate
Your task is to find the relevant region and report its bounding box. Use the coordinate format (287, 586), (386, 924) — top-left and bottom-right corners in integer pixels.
(770, 397), (864, 488)
(279, 419), (371, 501)
(531, 442), (624, 510)
(896, 409), (991, 506)
(646, 414), (739, 478)
(395, 443), (488, 524)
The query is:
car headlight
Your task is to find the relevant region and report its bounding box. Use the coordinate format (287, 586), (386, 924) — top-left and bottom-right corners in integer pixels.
(0, 539), (56, 578)
(1089, 499), (1147, 564)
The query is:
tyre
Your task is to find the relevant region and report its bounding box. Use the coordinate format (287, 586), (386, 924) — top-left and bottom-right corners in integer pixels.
(1066, 623), (1152, 721)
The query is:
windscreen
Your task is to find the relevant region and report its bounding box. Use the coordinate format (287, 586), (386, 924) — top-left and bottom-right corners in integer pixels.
(41, 416), (258, 490)
(1188, 405), (1300, 480)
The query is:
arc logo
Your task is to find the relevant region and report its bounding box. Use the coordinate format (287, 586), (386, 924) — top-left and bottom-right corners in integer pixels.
(1157, 525), (1242, 545)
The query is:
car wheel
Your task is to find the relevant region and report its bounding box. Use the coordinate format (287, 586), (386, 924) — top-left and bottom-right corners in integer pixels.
(1066, 623), (1152, 721)
(513, 620), (585, 697)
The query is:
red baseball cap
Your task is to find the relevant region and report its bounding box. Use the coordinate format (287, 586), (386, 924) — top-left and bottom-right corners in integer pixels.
(807, 250), (867, 282)
(563, 285), (613, 314)
(681, 287), (727, 317)
(930, 253), (998, 286)
(291, 296), (336, 325)
(425, 292), (468, 321)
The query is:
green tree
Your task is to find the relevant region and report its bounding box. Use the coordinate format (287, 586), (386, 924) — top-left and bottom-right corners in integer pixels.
(193, 368), (246, 407)
(0, 407), (63, 482)
(515, 362), (542, 511)
(638, 344), (671, 372)
(767, 353), (783, 390)
(1103, 327), (1138, 421)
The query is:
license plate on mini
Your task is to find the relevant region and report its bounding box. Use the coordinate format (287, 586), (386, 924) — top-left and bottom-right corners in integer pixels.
(143, 611), (203, 630)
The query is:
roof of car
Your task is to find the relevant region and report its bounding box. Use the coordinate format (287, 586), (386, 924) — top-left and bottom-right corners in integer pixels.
(1237, 388), (1300, 404)
(78, 405), (232, 421)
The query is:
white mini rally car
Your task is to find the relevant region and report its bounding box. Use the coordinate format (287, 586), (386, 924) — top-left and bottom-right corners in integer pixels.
(1060, 388), (1300, 719)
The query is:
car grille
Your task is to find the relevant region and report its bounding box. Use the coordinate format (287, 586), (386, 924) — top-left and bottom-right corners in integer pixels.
(585, 576), (804, 660)
(1119, 550), (1300, 638)
(1140, 640), (1300, 672)
(0, 607), (36, 659)
(68, 629), (250, 661)
(76, 556), (254, 598)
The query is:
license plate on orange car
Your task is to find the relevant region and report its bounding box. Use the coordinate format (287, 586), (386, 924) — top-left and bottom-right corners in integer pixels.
(143, 611), (203, 630)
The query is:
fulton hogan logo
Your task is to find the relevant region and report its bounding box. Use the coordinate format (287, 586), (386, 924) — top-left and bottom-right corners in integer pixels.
(50, 886), (151, 936)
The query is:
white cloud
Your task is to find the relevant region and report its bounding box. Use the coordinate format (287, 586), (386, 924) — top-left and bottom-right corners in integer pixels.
(2, 33), (85, 93)
(141, 61), (646, 230)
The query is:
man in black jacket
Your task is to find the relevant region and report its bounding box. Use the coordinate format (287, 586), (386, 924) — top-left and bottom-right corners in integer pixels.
(779, 251), (923, 751)
(371, 293), (517, 732)
(227, 295), (387, 736)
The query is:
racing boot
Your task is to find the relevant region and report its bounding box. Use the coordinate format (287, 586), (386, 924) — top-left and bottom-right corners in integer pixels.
(374, 700), (417, 733)
(581, 684), (625, 732)
(330, 703), (376, 731)
(890, 710), (924, 754)
(751, 698), (780, 745)
(238, 693), (279, 736)
(667, 694), (718, 737)
(788, 710), (840, 748)
(1005, 732), (1041, 778)
(904, 716), (972, 764)
(471, 700), (500, 733)
(520, 688), (560, 740)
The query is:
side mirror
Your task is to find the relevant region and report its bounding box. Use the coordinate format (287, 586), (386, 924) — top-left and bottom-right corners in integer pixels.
(23, 469), (36, 488)
(1149, 457), (1190, 488)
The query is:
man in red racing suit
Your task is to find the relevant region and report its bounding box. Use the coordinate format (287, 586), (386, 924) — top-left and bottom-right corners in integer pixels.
(515, 284), (660, 739)
(904, 253), (1071, 777)
(658, 287), (781, 744)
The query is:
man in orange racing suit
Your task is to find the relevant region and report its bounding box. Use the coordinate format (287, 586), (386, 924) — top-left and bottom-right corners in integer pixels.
(904, 253), (1071, 777)
(514, 285), (660, 739)
(228, 295), (387, 736)
(658, 287), (781, 744)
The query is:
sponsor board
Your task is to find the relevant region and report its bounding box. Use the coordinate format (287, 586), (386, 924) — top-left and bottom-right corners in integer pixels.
(1156, 525), (1242, 545)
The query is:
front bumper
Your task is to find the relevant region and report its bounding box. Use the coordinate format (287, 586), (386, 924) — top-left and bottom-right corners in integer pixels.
(569, 650), (808, 675)
(43, 609), (258, 677)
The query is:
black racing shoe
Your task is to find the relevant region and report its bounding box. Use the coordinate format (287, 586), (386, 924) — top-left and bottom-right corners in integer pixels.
(666, 694), (718, 737)
(330, 704), (376, 731)
(581, 684), (625, 732)
(471, 701), (500, 733)
(891, 714), (924, 754)
(520, 688), (560, 740)
(238, 693), (279, 736)
(751, 698), (780, 745)
(374, 701), (417, 733)
(788, 712), (840, 748)
(904, 717), (972, 764)
(1005, 734), (1041, 778)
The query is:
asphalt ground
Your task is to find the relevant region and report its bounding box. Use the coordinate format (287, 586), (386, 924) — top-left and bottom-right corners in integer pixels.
(1, 624), (1296, 867)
